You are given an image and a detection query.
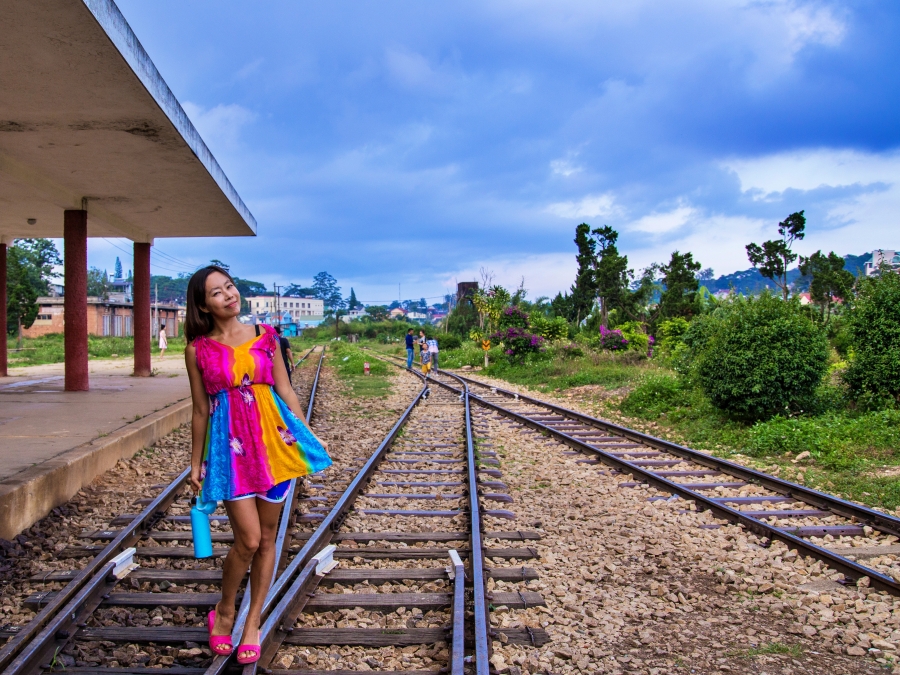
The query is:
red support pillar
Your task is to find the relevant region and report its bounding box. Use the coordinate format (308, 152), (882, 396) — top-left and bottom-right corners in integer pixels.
(0, 241), (7, 378)
(133, 242), (151, 377)
(64, 210), (89, 391)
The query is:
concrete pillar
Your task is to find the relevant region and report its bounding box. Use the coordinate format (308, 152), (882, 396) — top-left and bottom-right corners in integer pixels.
(133, 242), (151, 377)
(64, 210), (89, 391)
(0, 242), (7, 378)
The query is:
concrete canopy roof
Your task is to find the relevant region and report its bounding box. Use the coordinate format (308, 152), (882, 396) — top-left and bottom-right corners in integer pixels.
(0, 0), (256, 243)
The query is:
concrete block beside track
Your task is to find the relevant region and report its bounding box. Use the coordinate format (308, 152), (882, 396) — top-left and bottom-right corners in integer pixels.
(0, 399), (191, 540)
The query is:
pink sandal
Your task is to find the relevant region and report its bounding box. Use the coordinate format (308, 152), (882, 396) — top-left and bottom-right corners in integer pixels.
(236, 644), (261, 665)
(207, 610), (233, 656)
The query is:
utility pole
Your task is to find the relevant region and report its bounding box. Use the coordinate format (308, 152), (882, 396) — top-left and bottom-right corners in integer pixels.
(274, 283), (281, 327)
(154, 283), (159, 342)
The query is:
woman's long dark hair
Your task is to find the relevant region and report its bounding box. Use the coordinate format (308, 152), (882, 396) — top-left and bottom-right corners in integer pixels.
(185, 265), (236, 342)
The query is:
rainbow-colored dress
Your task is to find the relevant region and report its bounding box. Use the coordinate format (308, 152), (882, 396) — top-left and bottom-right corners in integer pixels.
(195, 324), (331, 502)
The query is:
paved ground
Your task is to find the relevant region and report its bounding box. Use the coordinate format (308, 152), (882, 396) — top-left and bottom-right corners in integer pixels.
(0, 355), (189, 482)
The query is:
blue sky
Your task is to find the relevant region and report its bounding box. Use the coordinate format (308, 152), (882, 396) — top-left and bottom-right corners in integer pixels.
(87, 0), (900, 303)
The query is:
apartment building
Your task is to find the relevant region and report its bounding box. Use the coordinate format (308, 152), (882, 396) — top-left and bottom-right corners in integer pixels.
(247, 295), (324, 320)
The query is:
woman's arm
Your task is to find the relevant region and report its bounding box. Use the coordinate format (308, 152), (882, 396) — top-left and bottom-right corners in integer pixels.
(271, 345), (329, 451)
(185, 343), (210, 493)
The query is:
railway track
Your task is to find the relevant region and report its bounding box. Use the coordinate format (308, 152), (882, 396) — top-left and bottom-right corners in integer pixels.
(0, 347), (325, 675)
(421, 365), (900, 597)
(2, 347), (548, 674)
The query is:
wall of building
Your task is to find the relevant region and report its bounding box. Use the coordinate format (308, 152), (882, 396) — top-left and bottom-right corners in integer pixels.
(21, 298), (181, 339)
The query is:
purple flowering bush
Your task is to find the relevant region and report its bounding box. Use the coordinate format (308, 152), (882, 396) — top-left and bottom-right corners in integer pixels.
(498, 306), (531, 330)
(599, 325), (629, 351)
(492, 326), (545, 363)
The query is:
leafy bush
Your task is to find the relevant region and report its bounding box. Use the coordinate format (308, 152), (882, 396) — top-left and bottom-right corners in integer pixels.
(694, 294), (829, 421)
(437, 333), (461, 350)
(599, 325), (628, 351)
(656, 317), (690, 351)
(491, 326), (545, 363)
(618, 321), (650, 353)
(620, 374), (685, 419)
(844, 271), (900, 406)
(498, 306), (530, 329)
(530, 315), (569, 341)
(556, 343), (584, 359)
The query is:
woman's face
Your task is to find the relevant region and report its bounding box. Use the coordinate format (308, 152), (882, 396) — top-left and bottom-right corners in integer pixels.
(203, 272), (241, 319)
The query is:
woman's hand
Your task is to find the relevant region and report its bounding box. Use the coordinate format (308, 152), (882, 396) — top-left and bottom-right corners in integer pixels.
(316, 436), (329, 453)
(190, 464), (203, 494)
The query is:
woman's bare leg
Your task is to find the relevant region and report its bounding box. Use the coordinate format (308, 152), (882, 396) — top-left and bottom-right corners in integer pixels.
(238, 498), (283, 659)
(212, 498), (262, 639)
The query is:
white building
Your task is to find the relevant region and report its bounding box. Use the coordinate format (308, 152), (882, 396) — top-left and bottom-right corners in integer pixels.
(341, 308), (369, 323)
(247, 295), (324, 321)
(865, 250), (900, 276)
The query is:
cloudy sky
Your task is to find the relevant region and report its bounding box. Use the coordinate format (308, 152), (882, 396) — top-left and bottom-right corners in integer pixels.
(88, 0), (899, 303)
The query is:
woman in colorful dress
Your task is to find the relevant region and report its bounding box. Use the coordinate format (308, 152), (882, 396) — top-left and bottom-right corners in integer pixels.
(184, 266), (331, 664)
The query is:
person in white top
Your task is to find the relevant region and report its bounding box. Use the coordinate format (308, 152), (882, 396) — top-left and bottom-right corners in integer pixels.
(158, 324), (168, 358)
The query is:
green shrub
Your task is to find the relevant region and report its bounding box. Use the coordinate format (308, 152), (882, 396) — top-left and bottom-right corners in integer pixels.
(437, 334), (461, 350)
(498, 306), (530, 329)
(844, 272), (900, 406)
(530, 315), (569, 341)
(656, 317), (690, 352)
(620, 374), (685, 419)
(694, 294), (829, 421)
(618, 321), (650, 353)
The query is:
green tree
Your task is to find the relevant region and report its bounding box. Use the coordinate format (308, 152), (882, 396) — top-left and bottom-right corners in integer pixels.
(6, 238), (62, 344)
(569, 223), (598, 323)
(367, 305), (389, 321)
(347, 287), (361, 310)
(592, 226), (630, 327)
(843, 271), (900, 406)
(114, 256), (123, 279)
(659, 250), (701, 320)
(798, 250), (855, 321)
(209, 258), (230, 271)
(312, 271), (344, 314)
(284, 284), (316, 297)
(87, 267), (111, 300)
(746, 211), (806, 300)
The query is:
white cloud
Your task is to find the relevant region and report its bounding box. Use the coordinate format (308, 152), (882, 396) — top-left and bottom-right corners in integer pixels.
(550, 157), (583, 177)
(182, 102), (256, 153)
(441, 252), (577, 299)
(625, 205), (695, 235)
(545, 193), (617, 219)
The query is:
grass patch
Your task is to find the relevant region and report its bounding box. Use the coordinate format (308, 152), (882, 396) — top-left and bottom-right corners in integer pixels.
(727, 641), (803, 658)
(7, 333), (186, 367)
(329, 341), (392, 398)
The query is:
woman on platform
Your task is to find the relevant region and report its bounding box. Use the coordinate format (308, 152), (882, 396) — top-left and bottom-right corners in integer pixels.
(158, 323), (168, 358)
(184, 265), (331, 664)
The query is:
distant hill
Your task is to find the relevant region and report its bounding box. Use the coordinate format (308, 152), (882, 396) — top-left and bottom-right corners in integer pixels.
(703, 252), (872, 296)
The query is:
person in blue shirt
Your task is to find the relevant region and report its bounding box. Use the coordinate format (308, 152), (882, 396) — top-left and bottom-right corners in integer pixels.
(405, 328), (415, 368)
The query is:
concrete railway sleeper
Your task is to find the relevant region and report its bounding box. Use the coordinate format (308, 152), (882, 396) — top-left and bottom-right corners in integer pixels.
(436, 367), (900, 597)
(0, 348), (325, 675)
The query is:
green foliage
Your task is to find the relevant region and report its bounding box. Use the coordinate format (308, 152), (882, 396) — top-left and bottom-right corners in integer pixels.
(746, 409), (900, 471)
(312, 271), (344, 312)
(447, 299), (479, 337)
(656, 317), (690, 351)
(843, 271), (900, 406)
(439, 333), (462, 350)
(620, 374), (685, 419)
(530, 315), (569, 341)
(6, 333), (186, 366)
(329, 342), (391, 397)
(659, 250), (701, 319)
(498, 306), (530, 329)
(694, 294), (829, 421)
(746, 211), (806, 300)
(6, 239), (61, 336)
(87, 267), (111, 299)
(617, 321), (649, 353)
(798, 250), (854, 320)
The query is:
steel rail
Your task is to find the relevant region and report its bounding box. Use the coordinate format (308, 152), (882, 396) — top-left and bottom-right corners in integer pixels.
(452, 373), (900, 538)
(376, 354), (494, 673)
(428, 370), (491, 674)
(429, 373), (900, 595)
(0, 467), (190, 672)
(205, 366), (429, 675)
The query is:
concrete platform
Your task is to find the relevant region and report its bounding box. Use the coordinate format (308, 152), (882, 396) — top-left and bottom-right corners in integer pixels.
(0, 355), (191, 539)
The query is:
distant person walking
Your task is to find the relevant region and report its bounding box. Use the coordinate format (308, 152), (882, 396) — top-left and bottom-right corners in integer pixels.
(421, 340), (432, 377)
(405, 328), (415, 369)
(274, 325), (294, 381)
(158, 324), (168, 358)
(426, 336), (439, 370)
